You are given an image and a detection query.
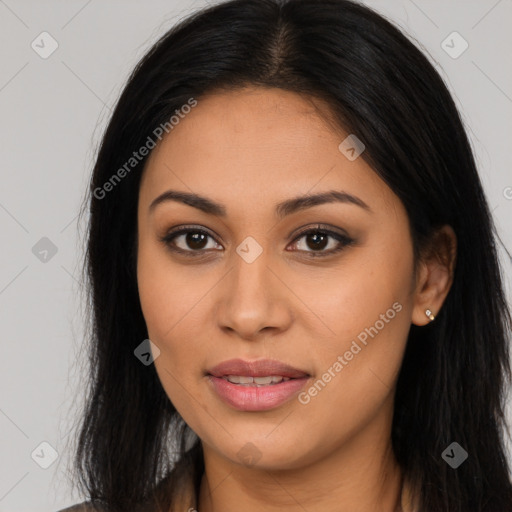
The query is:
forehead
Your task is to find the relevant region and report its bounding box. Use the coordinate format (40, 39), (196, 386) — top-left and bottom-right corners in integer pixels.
(139, 87), (398, 217)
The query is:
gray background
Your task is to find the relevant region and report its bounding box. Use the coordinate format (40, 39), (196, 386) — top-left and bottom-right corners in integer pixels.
(0, 1), (511, 510)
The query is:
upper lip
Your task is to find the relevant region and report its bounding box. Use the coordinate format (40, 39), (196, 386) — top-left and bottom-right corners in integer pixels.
(207, 358), (310, 379)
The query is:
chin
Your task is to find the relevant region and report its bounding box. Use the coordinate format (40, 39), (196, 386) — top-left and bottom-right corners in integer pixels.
(215, 434), (315, 472)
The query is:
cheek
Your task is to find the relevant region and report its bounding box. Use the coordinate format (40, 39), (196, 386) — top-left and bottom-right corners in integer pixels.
(136, 241), (213, 407)
(298, 237), (413, 419)
(337, 222), (413, 329)
(297, 227), (413, 342)
(137, 239), (205, 343)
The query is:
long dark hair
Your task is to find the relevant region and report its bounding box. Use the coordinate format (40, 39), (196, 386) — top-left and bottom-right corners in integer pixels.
(69, 0), (512, 510)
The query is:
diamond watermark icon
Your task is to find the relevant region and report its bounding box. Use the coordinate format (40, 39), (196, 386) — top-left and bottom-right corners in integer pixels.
(134, 339), (161, 365)
(441, 441), (468, 468)
(236, 236), (263, 264)
(237, 442), (262, 466)
(338, 134), (365, 161)
(32, 237), (58, 263)
(31, 31), (59, 59)
(31, 441), (59, 469)
(441, 31), (468, 59)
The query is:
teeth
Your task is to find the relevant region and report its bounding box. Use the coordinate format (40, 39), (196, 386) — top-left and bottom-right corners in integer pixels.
(223, 375), (292, 386)
(254, 376), (273, 385)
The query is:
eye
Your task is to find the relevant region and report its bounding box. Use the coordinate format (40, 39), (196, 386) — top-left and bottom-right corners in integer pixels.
(288, 225), (354, 257)
(159, 225), (222, 257)
(159, 224), (354, 258)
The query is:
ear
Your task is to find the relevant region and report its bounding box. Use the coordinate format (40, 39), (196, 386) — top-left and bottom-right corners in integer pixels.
(411, 225), (457, 326)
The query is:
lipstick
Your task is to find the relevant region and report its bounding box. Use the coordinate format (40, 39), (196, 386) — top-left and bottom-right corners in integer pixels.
(206, 358), (311, 411)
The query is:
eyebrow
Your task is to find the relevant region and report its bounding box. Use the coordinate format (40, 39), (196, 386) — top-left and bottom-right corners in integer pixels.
(149, 189), (372, 218)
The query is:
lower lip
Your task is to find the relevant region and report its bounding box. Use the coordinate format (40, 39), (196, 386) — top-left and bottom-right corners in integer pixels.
(207, 376), (310, 411)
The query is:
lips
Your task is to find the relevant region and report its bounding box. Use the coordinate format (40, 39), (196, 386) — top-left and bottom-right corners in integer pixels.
(206, 358), (311, 411)
(207, 358), (310, 379)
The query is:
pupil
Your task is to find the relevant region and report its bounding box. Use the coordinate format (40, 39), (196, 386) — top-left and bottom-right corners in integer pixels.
(307, 233), (328, 251)
(187, 232), (207, 250)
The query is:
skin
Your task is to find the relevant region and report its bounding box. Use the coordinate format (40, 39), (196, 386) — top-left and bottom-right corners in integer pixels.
(136, 86), (457, 512)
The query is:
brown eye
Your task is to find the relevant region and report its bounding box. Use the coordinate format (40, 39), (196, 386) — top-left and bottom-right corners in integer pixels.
(160, 226), (222, 256)
(181, 232), (209, 250)
(302, 232), (330, 251)
(159, 224), (354, 259)
(288, 226), (354, 257)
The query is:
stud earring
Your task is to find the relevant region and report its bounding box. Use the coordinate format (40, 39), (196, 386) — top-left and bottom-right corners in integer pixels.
(425, 309), (435, 321)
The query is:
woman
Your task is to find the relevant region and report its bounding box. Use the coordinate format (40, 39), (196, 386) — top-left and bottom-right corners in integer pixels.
(60, 0), (512, 511)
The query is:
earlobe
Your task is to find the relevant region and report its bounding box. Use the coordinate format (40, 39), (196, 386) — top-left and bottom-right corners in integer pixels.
(411, 225), (457, 326)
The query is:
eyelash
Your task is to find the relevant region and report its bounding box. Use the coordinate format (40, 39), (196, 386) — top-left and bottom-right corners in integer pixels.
(158, 224), (354, 259)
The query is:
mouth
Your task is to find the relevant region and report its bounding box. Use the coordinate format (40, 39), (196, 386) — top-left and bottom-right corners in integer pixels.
(219, 375), (293, 386)
(206, 358), (311, 411)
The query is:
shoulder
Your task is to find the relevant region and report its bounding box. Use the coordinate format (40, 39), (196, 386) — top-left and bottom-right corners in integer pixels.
(56, 502), (104, 512)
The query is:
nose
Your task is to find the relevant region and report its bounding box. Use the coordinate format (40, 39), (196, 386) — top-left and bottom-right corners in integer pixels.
(215, 248), (293, 341)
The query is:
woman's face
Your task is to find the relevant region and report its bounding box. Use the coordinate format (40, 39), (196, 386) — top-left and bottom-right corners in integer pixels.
(137, 86), (423, 470)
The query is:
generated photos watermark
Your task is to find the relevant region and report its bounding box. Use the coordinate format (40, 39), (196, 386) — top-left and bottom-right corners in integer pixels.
(93, 97), (198, 200)
(298, 301), (403, 405)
